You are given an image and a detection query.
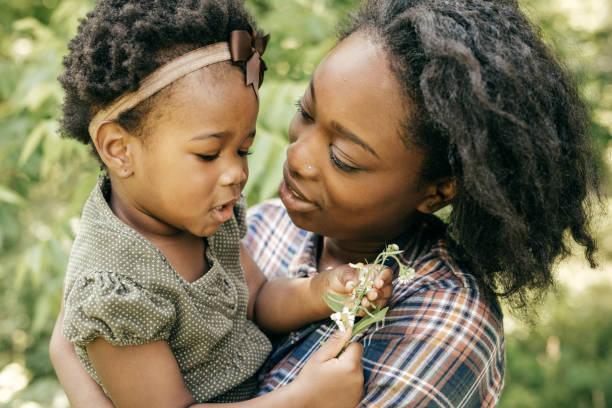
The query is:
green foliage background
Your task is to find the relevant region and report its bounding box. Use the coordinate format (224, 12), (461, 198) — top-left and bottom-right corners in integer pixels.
(0, 0), (610, 407)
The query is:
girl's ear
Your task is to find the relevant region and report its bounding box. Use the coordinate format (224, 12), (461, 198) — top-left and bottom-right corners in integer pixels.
(93, 122), (135, 178)
(416, 177), (457, 214)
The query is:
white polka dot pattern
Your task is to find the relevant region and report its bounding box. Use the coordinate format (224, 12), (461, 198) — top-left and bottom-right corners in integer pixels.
(62, 177), (272, 402)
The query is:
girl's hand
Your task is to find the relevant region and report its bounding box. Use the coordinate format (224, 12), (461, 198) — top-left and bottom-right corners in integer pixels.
(314, 263), (394, 315)
(292, 328), (364, 408)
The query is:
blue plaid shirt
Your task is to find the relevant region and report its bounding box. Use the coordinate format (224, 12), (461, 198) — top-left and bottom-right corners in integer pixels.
(243, 199), (505, 407)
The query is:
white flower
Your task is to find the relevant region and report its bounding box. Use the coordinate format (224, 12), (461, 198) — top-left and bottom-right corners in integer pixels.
(330, 306), (356, 332)
(330, 311), (344, 332)
(398, 265), (416, 284)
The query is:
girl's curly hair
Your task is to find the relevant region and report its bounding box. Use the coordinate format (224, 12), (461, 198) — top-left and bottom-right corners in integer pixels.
(59, 0), (257, 156)
(342, 0), (601, 311)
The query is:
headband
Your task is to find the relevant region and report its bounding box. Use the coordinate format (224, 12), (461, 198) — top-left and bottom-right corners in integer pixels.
(88, 28), (269, 139)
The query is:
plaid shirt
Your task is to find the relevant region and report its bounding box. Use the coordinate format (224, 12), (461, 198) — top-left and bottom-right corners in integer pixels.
(243, 199), (505, 407)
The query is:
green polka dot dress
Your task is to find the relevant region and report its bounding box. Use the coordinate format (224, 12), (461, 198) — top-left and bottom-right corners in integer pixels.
(62, 177), (272, 402)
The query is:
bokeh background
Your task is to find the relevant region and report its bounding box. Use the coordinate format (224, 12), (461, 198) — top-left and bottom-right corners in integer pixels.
(1, 0), (611, 407)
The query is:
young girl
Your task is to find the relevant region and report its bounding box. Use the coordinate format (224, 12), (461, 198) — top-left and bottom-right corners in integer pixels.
(51, 1), (393, 407)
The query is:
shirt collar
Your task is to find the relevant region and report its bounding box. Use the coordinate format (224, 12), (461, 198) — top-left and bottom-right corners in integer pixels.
(286, 217), (432, 278)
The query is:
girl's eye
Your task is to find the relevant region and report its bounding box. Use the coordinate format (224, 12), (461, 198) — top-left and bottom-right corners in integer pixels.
(197, 153), (219, 161)
(294, 99), (314, 122)
(238, 149), (253, 157)
(329, 146), (359, 172)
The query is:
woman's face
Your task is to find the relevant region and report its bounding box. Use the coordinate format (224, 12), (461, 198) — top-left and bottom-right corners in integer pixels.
(279, 32), (431, 242)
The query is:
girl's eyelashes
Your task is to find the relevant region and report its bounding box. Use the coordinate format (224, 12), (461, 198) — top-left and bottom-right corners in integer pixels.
(197, 153), (219, 161)
(294, 98), (314, 121)
(197, 148), (253, 161)
(329, 146), (359, 172)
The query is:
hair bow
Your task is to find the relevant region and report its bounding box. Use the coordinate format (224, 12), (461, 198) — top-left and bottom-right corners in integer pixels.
(229, 28), (270, 97)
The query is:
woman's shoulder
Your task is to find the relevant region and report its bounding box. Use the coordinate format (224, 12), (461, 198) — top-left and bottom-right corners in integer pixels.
(403, 214), (478, 290)
(395, 214), (503, 319)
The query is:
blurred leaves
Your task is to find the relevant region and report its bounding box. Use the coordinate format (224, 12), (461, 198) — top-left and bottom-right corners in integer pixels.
(0, 0), (610, 407)
(500, 284), (612, 408)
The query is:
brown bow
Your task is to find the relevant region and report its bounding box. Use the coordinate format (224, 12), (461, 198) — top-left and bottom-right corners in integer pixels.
(229, 28), (270, 98)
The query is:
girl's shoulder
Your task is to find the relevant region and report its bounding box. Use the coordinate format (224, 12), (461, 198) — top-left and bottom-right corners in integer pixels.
(67, 178), (173, 287)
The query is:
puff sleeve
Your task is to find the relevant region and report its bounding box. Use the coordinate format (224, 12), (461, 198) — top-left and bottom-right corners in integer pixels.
(62, 271), (176, 347)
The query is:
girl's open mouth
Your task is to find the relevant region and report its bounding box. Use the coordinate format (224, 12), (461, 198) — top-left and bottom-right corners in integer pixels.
(210, 200), (237, 223)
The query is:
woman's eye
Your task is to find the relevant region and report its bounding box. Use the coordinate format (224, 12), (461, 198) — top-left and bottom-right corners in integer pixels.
(197, 153), (219, 161)
(329, 146), (359, 172)
(294, 99), (314, 122)
(238, 149), (253, 157)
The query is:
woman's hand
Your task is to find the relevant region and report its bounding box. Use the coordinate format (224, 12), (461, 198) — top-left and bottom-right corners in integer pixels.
(314, 263), (394, 315)
(291, 328), (364, 408)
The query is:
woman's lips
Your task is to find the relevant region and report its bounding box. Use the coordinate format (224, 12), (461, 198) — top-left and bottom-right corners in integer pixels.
(278, 176), (318, 213)
(287, 183), (307, 200)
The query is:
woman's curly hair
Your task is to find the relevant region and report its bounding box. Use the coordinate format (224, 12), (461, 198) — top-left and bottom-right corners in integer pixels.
(59, 0), (257, 156)
(342, 0), (601, 312)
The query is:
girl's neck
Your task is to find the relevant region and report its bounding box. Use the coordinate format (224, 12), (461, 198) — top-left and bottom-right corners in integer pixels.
(108, 176), (183, 241)
(107, 176), (208, 282)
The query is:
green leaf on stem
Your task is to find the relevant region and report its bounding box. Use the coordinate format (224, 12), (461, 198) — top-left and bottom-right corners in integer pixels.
(323, 294), (345, 313)
(326, 292), (353, 303)
(352, 307), (388, 336)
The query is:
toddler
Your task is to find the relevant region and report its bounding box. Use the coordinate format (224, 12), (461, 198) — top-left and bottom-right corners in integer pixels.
(52, 1), (391, 407)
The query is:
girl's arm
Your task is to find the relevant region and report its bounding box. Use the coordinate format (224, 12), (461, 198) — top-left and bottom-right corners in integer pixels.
(50, 302), (363, 408)
(86, 328), (362, 408)
(49, 289), (114, 407)
(240, 244), (393, 334)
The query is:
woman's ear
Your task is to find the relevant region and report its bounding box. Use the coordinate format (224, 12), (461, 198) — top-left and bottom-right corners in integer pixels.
(92, 121), (135, 178)
(416, 177), (457, 214)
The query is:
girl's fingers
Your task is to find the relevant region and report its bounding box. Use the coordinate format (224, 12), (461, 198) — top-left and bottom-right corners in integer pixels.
(345, 280), (356, 291)
(361, 297), (370, 309)
(379, 284), (393, 300)
(374, 267), (393, 288)
(367, 289), (378, 301)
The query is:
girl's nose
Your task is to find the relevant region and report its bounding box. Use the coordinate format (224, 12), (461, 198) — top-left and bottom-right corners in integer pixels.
(286, 129), (319, 180)
(219, 157), (248, 187)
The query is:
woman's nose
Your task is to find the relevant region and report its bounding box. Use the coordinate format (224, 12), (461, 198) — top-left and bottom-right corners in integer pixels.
(286, 129), (319, 180)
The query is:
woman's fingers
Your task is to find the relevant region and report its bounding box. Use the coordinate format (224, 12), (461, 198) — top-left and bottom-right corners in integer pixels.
(310, 328), (353, 362)
(338, 340), (364, 365)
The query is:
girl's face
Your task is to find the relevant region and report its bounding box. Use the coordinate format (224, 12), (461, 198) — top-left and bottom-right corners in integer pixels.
(124, 63), (258, 237)
(280, 32), (431, 242)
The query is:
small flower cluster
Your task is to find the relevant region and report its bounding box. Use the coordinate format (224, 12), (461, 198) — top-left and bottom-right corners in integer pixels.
(324, 243), (416, 340)
(330, 306), (356, 333)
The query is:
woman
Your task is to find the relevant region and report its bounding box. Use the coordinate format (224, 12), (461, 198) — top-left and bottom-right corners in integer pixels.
(51, 0), (600, 406)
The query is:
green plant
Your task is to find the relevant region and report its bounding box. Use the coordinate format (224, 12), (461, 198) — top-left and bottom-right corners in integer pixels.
(500, 285), (612, 408)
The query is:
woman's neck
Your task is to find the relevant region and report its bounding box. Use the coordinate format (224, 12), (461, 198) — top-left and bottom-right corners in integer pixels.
(318, 237), (389, 271)
(317, 213), (424, 271)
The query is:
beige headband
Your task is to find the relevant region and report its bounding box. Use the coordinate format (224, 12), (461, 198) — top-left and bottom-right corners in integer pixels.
(88, 41), (232, 139)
